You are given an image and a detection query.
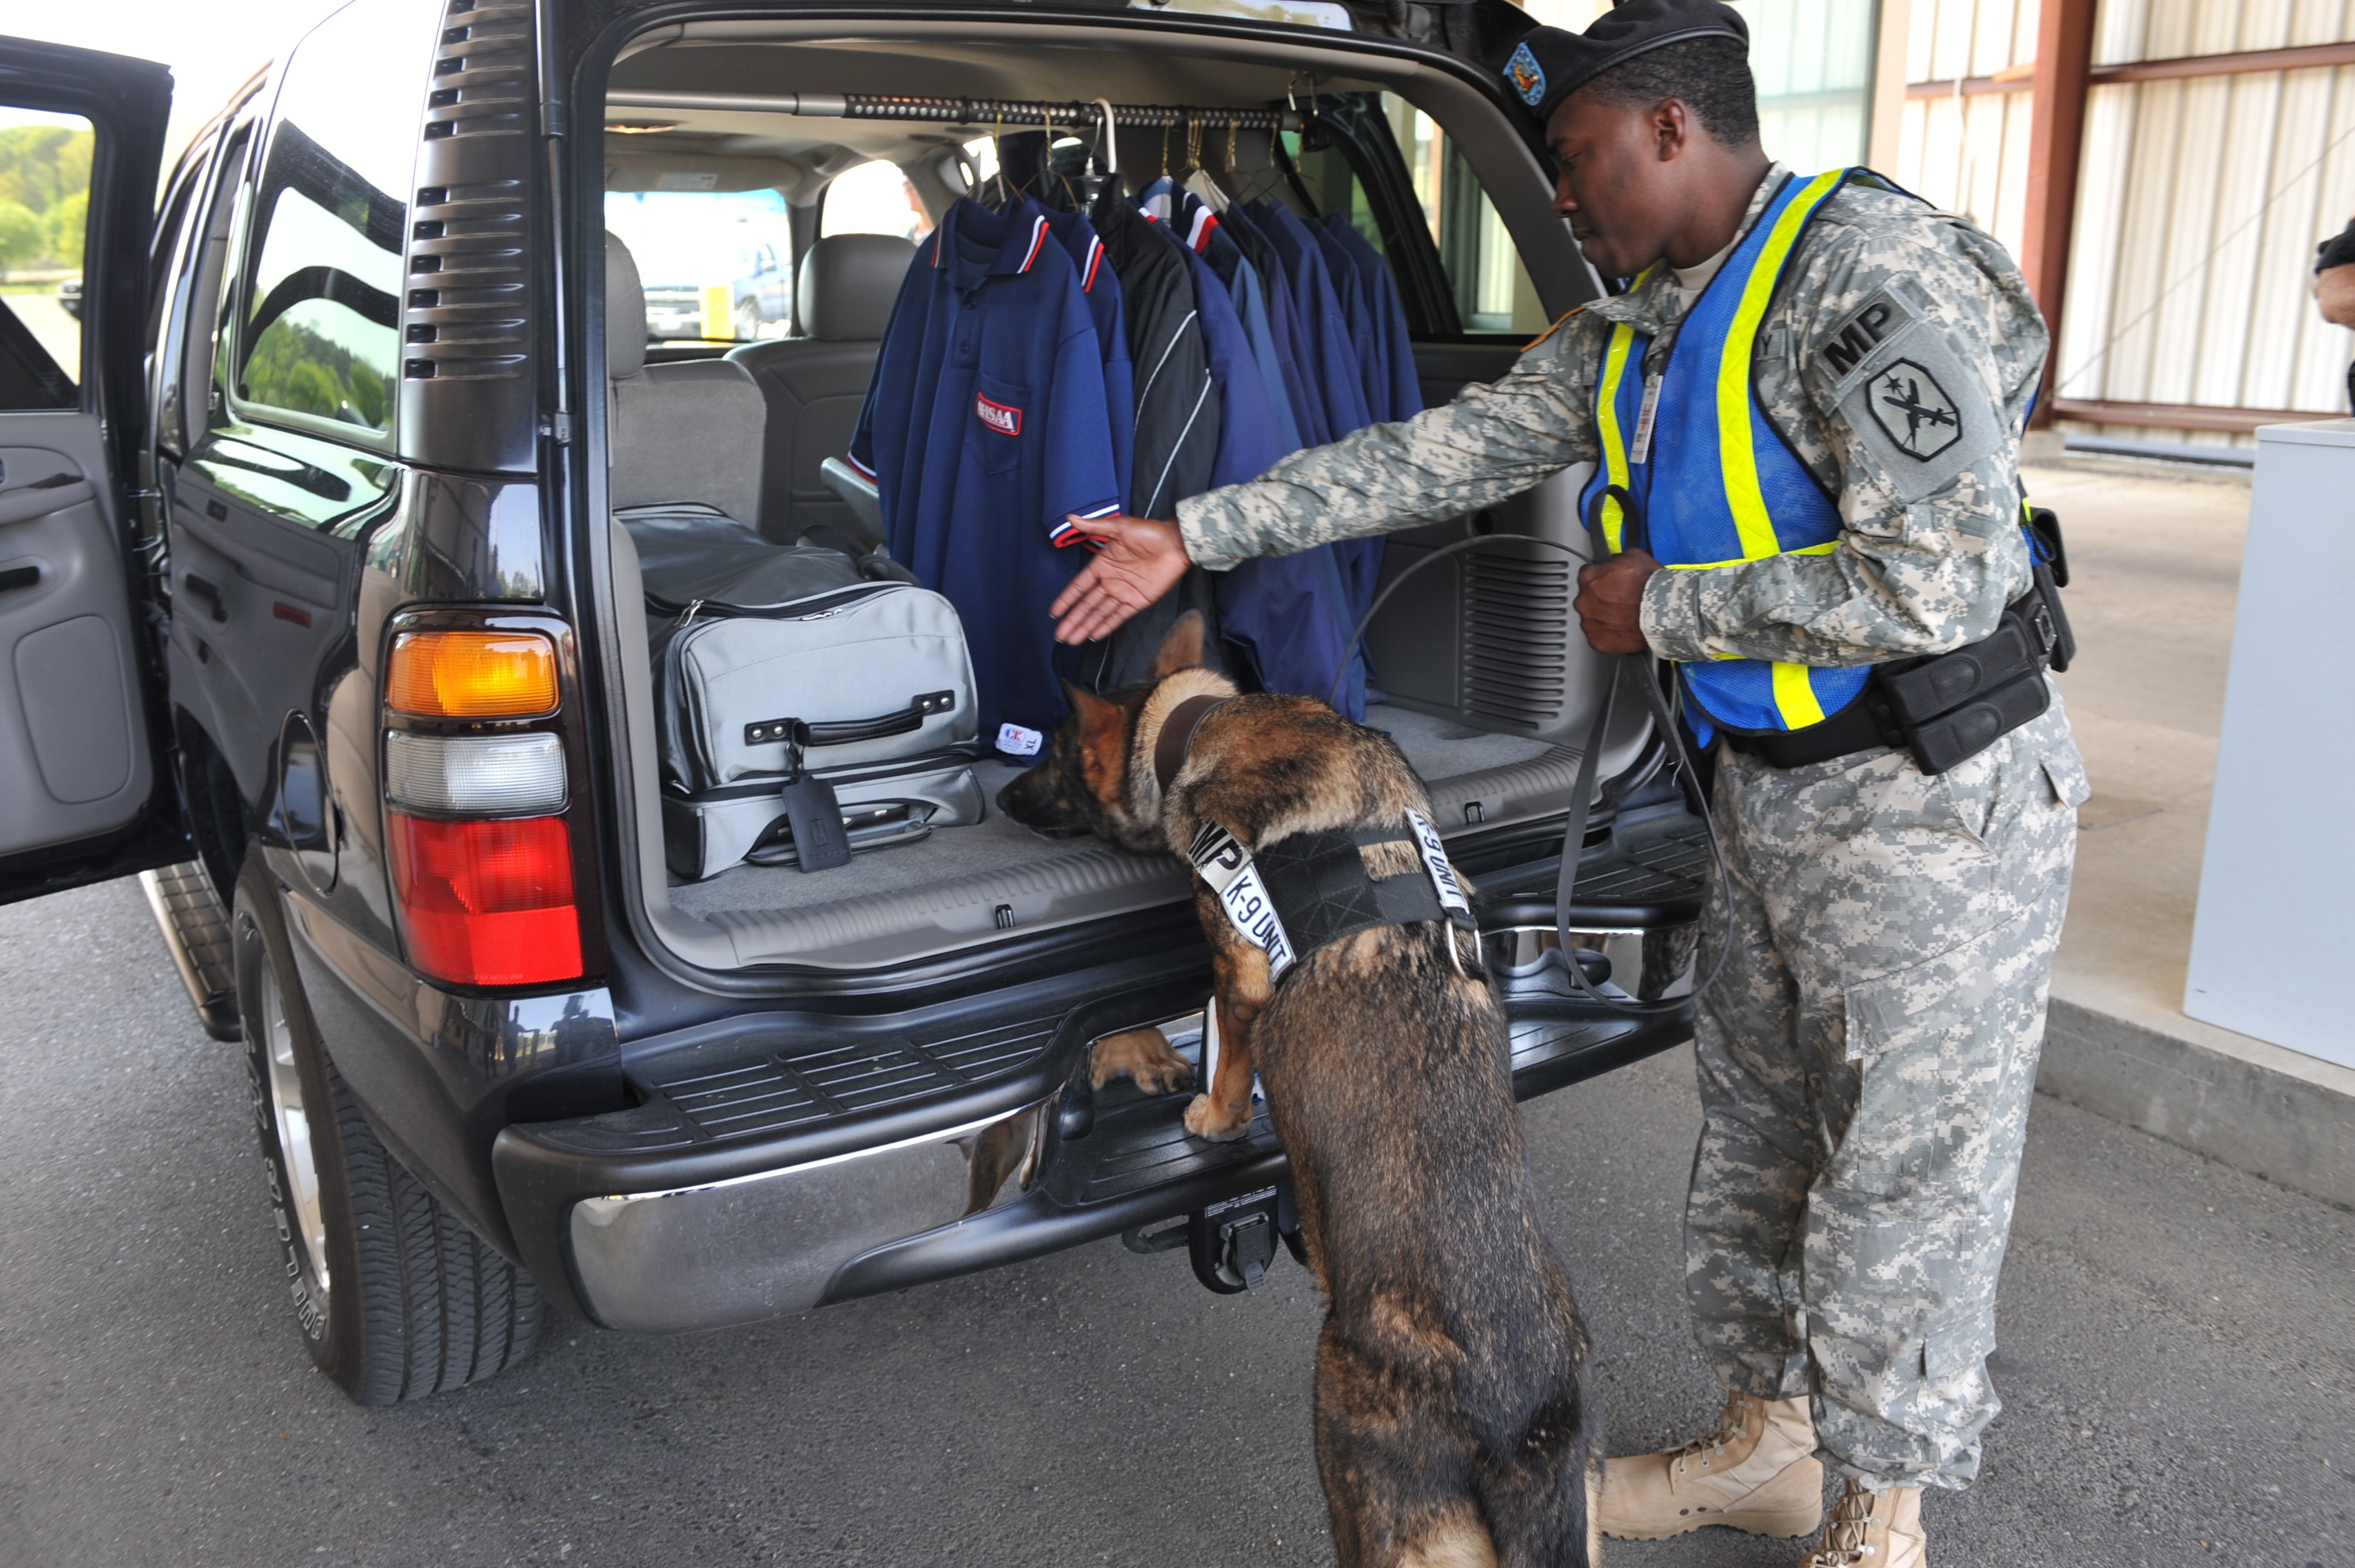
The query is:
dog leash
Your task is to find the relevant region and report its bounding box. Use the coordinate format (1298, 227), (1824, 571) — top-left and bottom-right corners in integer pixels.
(1322, 516), (1731, 1016)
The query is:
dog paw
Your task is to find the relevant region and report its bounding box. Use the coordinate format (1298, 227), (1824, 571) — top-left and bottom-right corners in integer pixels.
(1089, 1027), (1196, 1095)
(1183, 1092), (1253, 1142)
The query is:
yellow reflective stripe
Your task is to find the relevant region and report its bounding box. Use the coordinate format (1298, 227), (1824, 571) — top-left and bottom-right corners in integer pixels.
(1718, 171), (1846, 563)
(1595, 322), (1637, 553)
(1770, 660), (1827, 728)
(1665, 541), (1839, 570)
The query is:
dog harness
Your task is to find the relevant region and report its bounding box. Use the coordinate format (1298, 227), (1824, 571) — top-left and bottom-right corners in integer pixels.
(1154, 696), (1476, 982)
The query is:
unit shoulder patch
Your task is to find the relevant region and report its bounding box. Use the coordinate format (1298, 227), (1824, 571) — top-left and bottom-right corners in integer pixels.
(1864, 358), (1963, 462)
(1828, 304), (1996, 505)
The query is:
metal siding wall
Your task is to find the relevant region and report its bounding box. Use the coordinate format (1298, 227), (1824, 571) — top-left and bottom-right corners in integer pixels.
(2055, 54), (2355, 442)
(1893, 0), (2355, 442)
(1896, 0), (2036, 257)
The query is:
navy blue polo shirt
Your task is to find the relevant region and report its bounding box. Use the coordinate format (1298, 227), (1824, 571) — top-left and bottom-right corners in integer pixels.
(850, 197), (1124, 748)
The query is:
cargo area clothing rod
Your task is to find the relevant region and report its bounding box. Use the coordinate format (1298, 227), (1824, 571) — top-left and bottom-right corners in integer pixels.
(607, 89), (1307, 131)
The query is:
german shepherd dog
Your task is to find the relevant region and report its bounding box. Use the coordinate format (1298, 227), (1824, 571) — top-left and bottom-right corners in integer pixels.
(1000, 613), (1603, 1567)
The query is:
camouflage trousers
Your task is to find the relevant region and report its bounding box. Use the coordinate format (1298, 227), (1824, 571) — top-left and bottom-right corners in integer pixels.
(1683, 687), (2087, 1491)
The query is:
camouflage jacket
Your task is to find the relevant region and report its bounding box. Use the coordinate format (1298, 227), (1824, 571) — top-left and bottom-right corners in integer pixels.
(1174, 166), (2050, 666)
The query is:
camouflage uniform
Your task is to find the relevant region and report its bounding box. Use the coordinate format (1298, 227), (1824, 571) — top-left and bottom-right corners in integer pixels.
(1177, 166), (2089, 1490)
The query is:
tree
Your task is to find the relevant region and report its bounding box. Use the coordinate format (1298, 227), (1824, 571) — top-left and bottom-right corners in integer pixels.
(0, 125), (92, 217)
(0, 200), (43, 279)
(46, 189), (87, 271)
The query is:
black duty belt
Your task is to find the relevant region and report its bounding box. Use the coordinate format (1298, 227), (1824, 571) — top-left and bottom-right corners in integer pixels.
(1720, 588), (2069, 774)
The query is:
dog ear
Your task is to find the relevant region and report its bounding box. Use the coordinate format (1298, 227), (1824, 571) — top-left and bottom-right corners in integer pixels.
(1068, 686), (1132, 801)
(1148, 609), (1207, 680)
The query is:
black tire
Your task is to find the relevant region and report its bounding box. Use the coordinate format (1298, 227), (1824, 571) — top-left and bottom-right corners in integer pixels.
(234, 854), (541, 1405)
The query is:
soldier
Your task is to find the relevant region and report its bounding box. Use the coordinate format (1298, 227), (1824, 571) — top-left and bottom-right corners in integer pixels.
(1050, 1), (2088, 1564)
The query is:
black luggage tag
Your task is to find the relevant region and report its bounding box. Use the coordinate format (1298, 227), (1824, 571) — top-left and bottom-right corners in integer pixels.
(777, 723), (852, 872)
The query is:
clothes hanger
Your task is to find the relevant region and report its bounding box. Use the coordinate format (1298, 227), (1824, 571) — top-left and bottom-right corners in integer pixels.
(1038, 104), (1085, 212)
(1184, 114), (1231, 215)
(987, 107), (1014, 211)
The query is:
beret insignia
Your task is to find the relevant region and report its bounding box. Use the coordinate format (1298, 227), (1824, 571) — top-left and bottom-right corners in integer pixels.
(1506, 40), (1547, 108)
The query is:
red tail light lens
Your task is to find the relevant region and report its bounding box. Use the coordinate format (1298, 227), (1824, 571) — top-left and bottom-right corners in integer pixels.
(388, 812), (583, 987)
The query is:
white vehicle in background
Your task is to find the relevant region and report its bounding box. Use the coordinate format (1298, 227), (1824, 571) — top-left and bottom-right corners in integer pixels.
(605, 189), (793, 342)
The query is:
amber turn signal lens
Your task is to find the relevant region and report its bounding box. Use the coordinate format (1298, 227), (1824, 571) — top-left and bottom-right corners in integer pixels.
(388, 631), (558, 719)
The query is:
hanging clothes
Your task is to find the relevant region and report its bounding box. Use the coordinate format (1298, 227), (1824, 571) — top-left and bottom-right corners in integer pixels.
(849, 196), (1123, 748)
(1155, 193), (1367, 718)
(1217, 203), (1330, 449)
(1243, 198), (1374, 443)
(1308, 220), (1386, 428)
(1089, 186), (1220, 521)
(1040, 204), (1136, 508)
(1318, 215), (1425, 428)
(1240, 199), (1390, 656)
(1170, 189), (1302, 453)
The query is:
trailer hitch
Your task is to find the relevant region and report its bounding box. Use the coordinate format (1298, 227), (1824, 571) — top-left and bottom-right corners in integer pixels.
(1124, 1183), (1307, 1294)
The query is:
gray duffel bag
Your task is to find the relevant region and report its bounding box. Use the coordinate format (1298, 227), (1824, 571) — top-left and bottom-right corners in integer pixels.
(622, 504), (983, 880)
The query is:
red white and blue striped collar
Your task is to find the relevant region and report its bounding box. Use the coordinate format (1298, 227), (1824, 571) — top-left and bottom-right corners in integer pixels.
(933, 198), (1054, 281)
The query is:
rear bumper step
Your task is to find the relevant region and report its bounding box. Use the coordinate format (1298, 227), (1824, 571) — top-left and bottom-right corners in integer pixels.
(493, 809), (1708, 1332)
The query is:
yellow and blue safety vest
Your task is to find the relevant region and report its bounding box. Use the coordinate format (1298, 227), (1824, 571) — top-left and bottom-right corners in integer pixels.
(1579, 169), (1869, 737)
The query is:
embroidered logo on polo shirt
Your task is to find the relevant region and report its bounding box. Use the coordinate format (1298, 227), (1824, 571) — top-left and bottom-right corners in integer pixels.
(1507, 41), (1547, 107)
(975, 393), (1023, 437)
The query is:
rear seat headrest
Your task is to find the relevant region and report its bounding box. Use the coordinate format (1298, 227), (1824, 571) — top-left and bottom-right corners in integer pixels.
(797, 234), (917, 342)
(605, 230), (646, 380)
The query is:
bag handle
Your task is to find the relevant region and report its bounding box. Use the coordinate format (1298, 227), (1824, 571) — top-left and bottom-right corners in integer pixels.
(743, 690), (956, 751)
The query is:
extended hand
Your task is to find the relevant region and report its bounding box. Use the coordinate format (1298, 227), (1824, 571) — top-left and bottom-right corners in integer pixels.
(1050, 516), (1189, 644)
(1573, 548), (1660, 655)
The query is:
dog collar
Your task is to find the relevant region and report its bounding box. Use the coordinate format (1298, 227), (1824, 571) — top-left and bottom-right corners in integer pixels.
(1152, 694), (1231, 794)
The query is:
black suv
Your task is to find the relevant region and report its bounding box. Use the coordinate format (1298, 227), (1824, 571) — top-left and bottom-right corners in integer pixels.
(0, 0), (1704, 1406)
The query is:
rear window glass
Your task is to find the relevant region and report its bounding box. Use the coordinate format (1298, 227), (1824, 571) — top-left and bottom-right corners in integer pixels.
(235, 0), (439, 439)
(604, 187), (792, 343)
(1287, 95), (1549, 337)
(820, 160), (933, 243)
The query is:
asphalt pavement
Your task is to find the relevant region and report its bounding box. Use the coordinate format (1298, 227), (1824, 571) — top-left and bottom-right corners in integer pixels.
(2, 876), (2350, 1567)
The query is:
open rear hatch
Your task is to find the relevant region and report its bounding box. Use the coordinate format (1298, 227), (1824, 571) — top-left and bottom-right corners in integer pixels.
(587, 9), (1671, 976)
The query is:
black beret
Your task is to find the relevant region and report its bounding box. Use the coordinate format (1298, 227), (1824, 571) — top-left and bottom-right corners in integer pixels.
(1502, 0), (1750, 129)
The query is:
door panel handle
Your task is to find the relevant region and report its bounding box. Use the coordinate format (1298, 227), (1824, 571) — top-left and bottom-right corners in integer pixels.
(0, 478), (95, 527)
(183, 573), (229, 622)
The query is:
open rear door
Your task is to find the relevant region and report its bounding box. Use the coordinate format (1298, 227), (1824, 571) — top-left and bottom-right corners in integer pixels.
(0, 38), (178, 905)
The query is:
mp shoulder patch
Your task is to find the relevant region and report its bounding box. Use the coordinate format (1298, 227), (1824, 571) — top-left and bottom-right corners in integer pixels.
(1817, 286), (1919, 388)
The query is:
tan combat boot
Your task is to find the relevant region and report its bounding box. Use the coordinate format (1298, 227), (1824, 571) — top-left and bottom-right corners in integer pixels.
(1598, 1390), (1826, 1541)
(1797, 1479), (1926, 1567)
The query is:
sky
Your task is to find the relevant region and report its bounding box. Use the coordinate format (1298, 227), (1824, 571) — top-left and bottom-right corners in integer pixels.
(7, 0), (341, 156)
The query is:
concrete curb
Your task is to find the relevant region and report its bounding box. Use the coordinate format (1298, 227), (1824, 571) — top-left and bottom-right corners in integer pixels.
(2038, 998), (2355, 1210)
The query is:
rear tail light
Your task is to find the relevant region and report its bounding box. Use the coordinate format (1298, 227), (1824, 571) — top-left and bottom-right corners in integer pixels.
(388, 630), (558, 717)
(388, 814), (582, 986)
(382, 615), (592, 989)
(384, 731), (567, 816)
